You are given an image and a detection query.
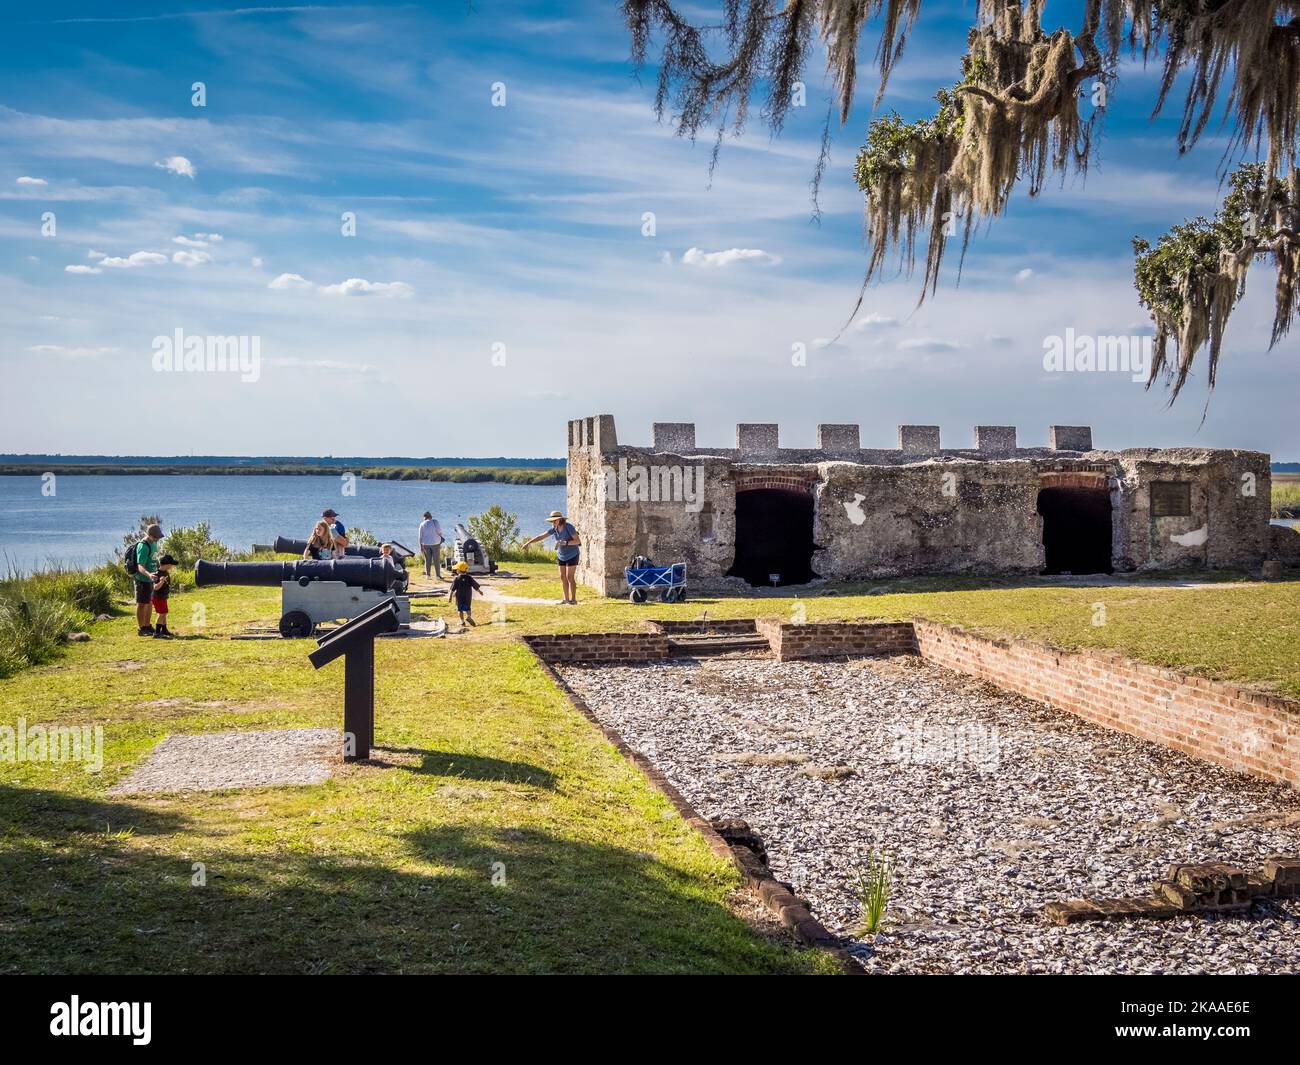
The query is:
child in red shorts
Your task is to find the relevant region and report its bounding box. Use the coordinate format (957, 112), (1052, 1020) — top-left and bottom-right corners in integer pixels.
(151, 554), (177, 639)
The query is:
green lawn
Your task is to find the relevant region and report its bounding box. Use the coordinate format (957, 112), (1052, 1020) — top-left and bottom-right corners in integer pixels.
(1, 566), (1297, 974)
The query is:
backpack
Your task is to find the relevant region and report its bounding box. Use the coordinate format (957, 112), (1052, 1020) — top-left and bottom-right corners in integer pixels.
(124, 541), (141, 575)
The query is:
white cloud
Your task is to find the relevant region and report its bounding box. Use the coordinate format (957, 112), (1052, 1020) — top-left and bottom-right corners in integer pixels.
(318, 277), (414, 298)
(99, 251), (168, 268)
(250, 256), (264, 267)
(680, 247), (781, 268)
(853, 311), (901, 331)
(16, 176), (47, 186)
(86, 249), (105, 260)
(27, 344), (119, 358)
(173, 232), (223, 247)
(155, 155), (196, 178)
(172, 250), (211, 267)
(268, 272), (312, 290)
(64, 264), (102, 274)
(898, 337), (962, 353)
(1015, 268), (1034, 283)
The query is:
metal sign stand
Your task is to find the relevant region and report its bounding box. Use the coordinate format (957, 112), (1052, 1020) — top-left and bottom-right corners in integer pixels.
(307, 598), (401, 761)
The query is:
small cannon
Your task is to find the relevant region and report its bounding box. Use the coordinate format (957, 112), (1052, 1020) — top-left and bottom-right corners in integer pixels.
(273, 535), (414, 560)
(195, 558), (411, 638)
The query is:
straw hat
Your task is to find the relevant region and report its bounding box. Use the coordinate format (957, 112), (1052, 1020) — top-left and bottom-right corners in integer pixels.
(548, 510), (565, 521)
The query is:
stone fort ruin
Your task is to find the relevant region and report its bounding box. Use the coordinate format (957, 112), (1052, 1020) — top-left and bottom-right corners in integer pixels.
(565, 414), (1273, 596)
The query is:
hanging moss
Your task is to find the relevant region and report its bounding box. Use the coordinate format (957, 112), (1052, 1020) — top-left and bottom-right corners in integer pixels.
(1133, 164), (1299, 401)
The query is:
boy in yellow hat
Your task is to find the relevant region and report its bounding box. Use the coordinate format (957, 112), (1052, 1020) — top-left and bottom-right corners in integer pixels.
(447, 561), (482, 629)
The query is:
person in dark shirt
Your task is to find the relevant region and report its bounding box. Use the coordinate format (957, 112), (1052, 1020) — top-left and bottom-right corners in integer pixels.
(151, 554), (178, 639)
(447, 562), (481, 629)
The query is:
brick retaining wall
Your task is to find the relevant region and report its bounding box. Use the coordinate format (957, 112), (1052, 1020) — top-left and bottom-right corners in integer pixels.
(755, 619), (918, 661)
(521, 632), (669, 663)
(913, 620), (1300, 789)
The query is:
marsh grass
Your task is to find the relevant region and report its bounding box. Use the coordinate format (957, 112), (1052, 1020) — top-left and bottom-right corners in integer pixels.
(852, 850), (895, 935)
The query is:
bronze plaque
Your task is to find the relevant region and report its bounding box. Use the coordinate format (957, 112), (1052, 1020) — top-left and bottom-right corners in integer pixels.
(1150, 481), (1192, 518)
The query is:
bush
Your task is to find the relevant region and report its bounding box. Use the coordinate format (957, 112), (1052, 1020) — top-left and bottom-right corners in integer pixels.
(0, 593), (88, 679)
(467, 506), (521, 560)
(348, 527), (378, 547)
(162, 523), (233, 568)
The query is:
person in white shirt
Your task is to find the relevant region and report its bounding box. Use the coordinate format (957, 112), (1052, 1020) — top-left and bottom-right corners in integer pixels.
(418, 511), (444, 580)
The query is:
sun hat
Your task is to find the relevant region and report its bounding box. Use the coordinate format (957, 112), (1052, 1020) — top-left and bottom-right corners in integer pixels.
(548, 510), (565, 521)
(455, 561), (469, 573)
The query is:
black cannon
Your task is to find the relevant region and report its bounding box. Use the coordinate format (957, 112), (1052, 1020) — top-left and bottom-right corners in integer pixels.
(195, 559), (411, 637)
(272, 535), (414, 560)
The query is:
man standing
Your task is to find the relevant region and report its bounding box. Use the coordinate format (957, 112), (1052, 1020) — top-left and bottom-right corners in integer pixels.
(418, 511), (444, 580)
(131, 523), (165, 636)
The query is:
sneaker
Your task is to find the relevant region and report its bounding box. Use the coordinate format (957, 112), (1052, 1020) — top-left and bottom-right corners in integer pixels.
(138, 626), (155, 637)
(153, 628), (174, 639)
(466, 617), (477, 627)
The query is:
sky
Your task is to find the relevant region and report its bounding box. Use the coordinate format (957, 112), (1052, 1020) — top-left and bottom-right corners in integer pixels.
(1, 0), (1296, 459)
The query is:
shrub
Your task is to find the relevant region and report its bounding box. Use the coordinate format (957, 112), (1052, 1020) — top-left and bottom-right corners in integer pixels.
(467, 506), (521, 560)
(347, 527), (378, 547)
(162, 523), (233, 568)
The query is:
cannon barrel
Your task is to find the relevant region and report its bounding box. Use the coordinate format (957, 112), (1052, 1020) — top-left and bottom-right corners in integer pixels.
(272, 535), (414, 560)
(195, 558), (407, 593)
(274, 535), (381, 559)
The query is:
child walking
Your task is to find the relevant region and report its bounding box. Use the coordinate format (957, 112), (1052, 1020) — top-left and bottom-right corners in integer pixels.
(447, 561), (481, 630)
(151, 554), (178, 639)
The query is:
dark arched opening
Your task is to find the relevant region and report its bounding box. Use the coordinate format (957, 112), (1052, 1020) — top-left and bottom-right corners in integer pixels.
(728, 488), (816, 587)
(1037, 486), (1113, 574)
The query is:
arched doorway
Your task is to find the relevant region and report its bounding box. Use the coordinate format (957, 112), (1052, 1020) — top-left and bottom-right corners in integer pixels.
(1037, 483), (1113, 574)
(728, 487), (817, 586)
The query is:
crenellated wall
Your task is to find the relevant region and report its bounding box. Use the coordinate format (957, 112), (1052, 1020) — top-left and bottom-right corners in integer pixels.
(565, 415), (1273, 596)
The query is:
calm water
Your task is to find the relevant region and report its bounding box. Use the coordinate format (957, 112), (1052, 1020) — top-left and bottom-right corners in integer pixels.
(0, 475), (566, 572)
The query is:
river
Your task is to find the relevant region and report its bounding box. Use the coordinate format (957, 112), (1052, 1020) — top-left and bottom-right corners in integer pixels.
(0, 474), (567, 572)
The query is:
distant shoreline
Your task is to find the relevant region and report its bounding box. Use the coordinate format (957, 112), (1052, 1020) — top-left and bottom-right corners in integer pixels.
(0, 464), (566, 485)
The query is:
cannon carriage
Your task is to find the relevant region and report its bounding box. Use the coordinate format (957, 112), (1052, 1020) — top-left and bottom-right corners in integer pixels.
(195, 558), (412, 638)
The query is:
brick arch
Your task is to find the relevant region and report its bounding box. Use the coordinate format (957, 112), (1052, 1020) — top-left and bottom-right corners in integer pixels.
(732, 474), (818, 495)
(1038, 471), (1110, 490)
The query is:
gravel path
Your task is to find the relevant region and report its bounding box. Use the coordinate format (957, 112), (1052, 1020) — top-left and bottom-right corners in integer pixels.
(111, 728), (338, 794)
(559, 655), (1300, 974)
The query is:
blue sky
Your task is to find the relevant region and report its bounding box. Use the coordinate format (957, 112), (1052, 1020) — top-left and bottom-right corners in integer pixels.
(2, 0), (1296, 458)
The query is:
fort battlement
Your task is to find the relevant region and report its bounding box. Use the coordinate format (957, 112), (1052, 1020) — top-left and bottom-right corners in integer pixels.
(564, 414), (1272, 596)
(567, 415), (1094, 463)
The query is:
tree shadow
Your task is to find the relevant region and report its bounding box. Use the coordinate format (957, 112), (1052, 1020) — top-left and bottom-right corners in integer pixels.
(0, 785), (816, 975)
(372, 746), (557, 789)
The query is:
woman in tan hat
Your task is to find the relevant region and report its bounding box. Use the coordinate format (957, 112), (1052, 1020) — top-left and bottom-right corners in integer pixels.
(522, 510), (581, 605)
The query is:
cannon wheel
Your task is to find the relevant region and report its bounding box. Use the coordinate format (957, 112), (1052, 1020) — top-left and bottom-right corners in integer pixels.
(279, 610), (315, 639)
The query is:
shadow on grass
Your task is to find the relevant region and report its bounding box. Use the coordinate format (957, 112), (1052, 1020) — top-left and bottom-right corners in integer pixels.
(0, 785), (817, 975)
(384, 747), (557, 789)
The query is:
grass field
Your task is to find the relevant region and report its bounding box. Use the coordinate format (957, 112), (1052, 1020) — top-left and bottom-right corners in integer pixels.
(2, 562), (1298, 974)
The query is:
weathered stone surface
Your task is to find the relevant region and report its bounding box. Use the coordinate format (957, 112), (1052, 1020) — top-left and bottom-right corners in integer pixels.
(898, 424), (941, 455)
(737, 423), (779, 455)
(652, 422), (696, 453)
(974, 425), (1017, 452)
(817, 423), (860, 454)
(1049, 425), (1093, 451)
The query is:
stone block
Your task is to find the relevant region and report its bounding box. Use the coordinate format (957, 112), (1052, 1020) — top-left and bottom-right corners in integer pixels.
(974, 425), (1017, 452)
(737, 423), (779, 455)
(817, 423), (860, 454)
(1049, 425), (1093, 451)
(898, 424), (941, 455)
(652, 422), (696, 453)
